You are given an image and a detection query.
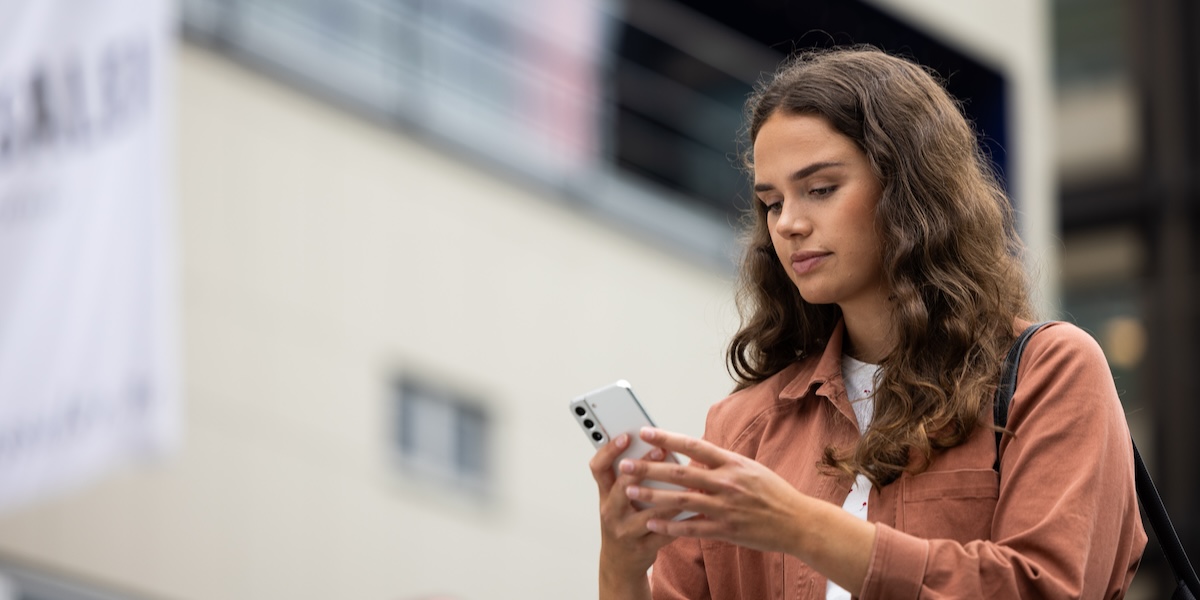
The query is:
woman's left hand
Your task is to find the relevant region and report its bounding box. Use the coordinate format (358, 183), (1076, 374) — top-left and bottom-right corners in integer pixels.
(617, 426), (811, 555)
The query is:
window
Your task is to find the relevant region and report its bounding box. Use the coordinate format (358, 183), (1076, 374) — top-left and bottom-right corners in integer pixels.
(613, 1), (771, 222)
(394, 377), (490, 495)
(1052, 0), (1140, 184)
(179, 0), (741, 270)
(180, 0), (1011, 268)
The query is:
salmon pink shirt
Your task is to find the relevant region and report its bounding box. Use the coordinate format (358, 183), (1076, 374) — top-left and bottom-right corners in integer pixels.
(650, 321), (1146, 599)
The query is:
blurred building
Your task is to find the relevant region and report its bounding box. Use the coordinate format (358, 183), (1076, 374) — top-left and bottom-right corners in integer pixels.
(17, 0), (1186, 598)
(1055, 0), (1200, 594)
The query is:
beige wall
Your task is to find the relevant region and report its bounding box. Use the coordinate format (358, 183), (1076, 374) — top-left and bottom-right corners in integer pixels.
(0, 1), (1056, 597)
(0, 43), (738, 599)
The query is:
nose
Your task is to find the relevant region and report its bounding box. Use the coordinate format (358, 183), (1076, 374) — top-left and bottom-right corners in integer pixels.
(774, 198), (813, 238)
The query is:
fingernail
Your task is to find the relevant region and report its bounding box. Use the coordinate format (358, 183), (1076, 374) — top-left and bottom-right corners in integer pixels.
(615, 434), (629, 448)
(625, 485), (639, 500)
(619, 459), (634, 473)
(649, 448), (665, 460)
(641, 427), (656, 440)
(646, 519), (662, 532)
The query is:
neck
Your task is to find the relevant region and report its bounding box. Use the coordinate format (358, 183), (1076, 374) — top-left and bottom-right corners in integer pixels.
(840, 301), (895, 364)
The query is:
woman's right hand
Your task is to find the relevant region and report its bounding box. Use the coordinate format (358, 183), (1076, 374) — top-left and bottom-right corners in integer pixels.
(589, 433), (678, 592)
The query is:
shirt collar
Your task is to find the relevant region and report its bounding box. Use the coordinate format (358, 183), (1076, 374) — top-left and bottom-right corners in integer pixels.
(780, 319), (847, 403)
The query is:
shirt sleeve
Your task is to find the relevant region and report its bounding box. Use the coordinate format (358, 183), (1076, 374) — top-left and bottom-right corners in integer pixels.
(650, 537), (709, 600)
(859, 322), (1147, 599)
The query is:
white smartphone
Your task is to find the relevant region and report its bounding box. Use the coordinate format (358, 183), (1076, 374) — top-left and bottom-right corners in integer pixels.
(570, 380), (697, 520)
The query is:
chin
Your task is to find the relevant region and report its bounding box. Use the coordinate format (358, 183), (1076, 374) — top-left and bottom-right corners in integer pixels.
(797, 290), (838, 306)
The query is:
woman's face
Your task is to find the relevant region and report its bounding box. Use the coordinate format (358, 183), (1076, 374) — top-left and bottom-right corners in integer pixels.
(752, 111), (888, 313)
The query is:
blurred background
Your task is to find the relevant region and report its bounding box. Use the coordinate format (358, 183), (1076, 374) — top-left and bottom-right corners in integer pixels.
(0, 0), (1195, 598)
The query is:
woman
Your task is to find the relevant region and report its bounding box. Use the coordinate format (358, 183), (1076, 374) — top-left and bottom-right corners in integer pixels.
(590, 48), (1146, 599)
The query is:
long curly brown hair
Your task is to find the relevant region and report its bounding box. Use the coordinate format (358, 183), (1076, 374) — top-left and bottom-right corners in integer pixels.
(728, 47), (1034, 486)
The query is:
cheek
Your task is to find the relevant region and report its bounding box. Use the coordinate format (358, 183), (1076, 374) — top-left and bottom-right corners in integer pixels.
(772, 249), (791, 278)
(766, 239), (796, 281)
(766, 229), (787, 262)
(848, 216), (883, 256)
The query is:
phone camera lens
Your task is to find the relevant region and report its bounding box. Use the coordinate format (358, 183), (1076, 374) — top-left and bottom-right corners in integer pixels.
(583, 419), (594, 429)
(592, 432), (603, 442)
(574, 406), (586, 416)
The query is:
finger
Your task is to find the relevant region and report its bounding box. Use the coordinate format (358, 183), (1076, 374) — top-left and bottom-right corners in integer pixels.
(610, 467), (683, 509)
(603, 469), (653, 518)
(589, 433), (631, 492)
(645, 513), (725, 539)
(611, 470), (649, 497)
(616, 519), (676, 545)
(618, 455), (716, 492)
(612, 498), (690, 538)
(631, 504), (692, 531)
(625, 483), (722, 515)
(640, 427), (732, 467)
(601, 480), (683, 542)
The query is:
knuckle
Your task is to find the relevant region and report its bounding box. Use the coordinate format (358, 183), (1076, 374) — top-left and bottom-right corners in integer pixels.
(671, 521), (691, 536)
(712, 475), (736, 491)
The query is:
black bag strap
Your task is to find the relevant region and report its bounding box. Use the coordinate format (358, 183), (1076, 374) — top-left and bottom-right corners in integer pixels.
(1134, 443), (1200, 599)
(993, 321), (1200, 598)
(992, 321), (1052, 471)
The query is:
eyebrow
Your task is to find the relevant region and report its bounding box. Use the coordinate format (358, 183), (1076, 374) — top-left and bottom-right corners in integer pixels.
(753, 161), (845, 193)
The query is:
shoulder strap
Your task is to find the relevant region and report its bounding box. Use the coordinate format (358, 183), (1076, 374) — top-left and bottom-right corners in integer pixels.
(992, 321), (1052, 471)
(992, 321), (1200, 597)
(1134, 444), (1200, 597)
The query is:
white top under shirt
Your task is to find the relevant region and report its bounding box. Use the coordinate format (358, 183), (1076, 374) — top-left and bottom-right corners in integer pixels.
(826, 354), (880, 600)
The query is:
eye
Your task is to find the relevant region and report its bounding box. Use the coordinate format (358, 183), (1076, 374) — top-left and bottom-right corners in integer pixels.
(809, 185), (837, 198)
(762, 200), (783, 214)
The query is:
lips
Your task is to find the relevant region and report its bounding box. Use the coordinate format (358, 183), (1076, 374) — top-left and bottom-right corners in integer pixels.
(790, 250), (831, 275)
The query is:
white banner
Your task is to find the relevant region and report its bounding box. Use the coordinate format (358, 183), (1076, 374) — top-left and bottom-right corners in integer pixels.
(0, 0), (178, 512)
